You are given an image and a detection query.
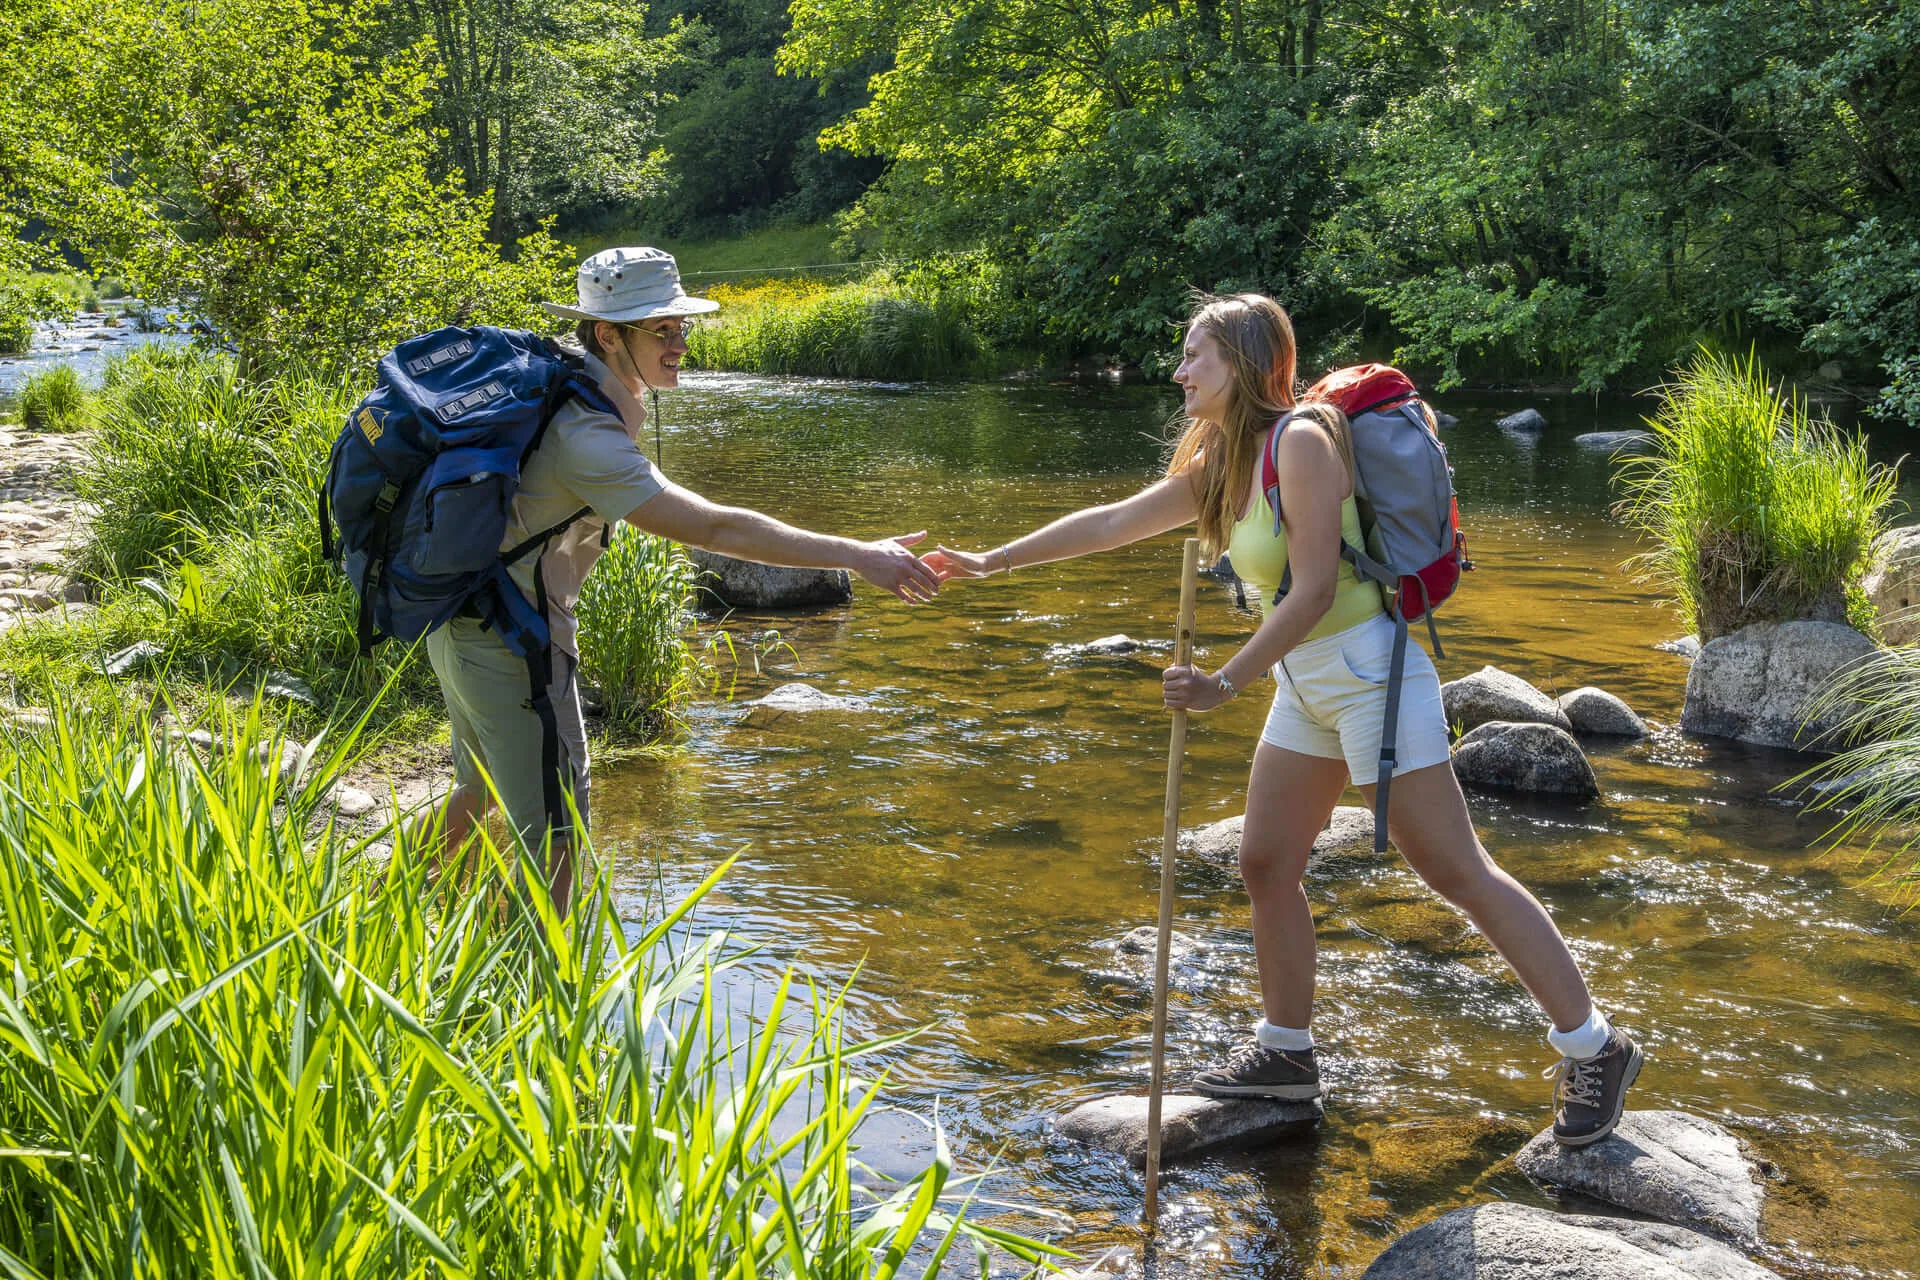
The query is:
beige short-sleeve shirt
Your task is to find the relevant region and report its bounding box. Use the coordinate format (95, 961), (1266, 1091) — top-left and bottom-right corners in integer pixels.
(499, 349), (665, 656)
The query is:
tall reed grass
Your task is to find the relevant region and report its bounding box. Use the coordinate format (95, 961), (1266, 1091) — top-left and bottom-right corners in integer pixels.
(1615, 350), (1900, 640)
(0, 703), (1061, 1276)
(1798, 646), (1920, 892)
(18, 365), (89, 432)
(576, 526), (703, 739)
(686, 273), (992, 380)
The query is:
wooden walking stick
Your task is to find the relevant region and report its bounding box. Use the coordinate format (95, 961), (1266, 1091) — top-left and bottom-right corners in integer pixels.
(1144, 536), (1201, 1227)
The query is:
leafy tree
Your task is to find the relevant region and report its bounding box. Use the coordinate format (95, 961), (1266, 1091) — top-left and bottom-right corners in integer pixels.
(382, 0), (686, 238)
(4, 0), (569, 373)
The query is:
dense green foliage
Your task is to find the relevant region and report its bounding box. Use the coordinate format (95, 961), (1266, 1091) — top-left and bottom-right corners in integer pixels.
(0, 274), (68, 354)
(17, 365), (87, 431)
(0, 705), (1057, 1276)
(1615, 350), (1899, 640)
(783, 0), (1919, 407)
(2, 0), (567, 375)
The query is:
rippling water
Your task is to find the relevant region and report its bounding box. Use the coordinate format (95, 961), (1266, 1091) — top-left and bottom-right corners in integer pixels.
(596, 373), (1919, 1278)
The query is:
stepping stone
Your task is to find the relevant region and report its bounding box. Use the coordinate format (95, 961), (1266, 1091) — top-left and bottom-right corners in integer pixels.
(1363, 1201), (1778, 1279)
(686, 548), (851, 609)
(1179, 805), (1380, 868)
(1496, 408), (1548, 433)
(1056, 1090), (1324, 1168)
(1115, 925), (1205, 961)
(748, 682), (868, 714)
(1514, 1109), (1763, 1244)
(1441, 664), (1571, 734)
(1557, 686), (1649, 738)
(1575, 429), (1656, 453)
(1451, 721), (1599, 798)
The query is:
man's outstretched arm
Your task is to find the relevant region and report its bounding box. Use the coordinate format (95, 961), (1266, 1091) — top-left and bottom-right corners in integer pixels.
(623, 480), (941, 602)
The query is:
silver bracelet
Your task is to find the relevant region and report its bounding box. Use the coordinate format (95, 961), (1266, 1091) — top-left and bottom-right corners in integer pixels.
(1213, 669), (1238, 700)
(1000, 546), (1014, 575)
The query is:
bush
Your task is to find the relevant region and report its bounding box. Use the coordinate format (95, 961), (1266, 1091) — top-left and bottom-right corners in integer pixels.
(575, 526), (703, 739)
(685, 271), (991, 379)
(0, 273), (68, 354)
(1615, 349), (1901, 640)
(0, 703), (1058, 1275)
(18, 364), (89, 431)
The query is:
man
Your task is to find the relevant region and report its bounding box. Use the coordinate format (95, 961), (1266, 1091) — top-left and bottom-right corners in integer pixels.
(420, 246), (939, 908)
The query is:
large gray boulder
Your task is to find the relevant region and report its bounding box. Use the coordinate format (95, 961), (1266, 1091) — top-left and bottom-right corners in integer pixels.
(1681, 621), (1878, 751)
(1514, 1110), (1763, 1245)
(1557, 686), (1649, 738)
(1864, 524), (1920, 645)
(1179, 805), (1379, 867)
(686, 548), (852, 610)
(1451, 722), (1598, 798)
(1496, 408), (1548, 433)
(1441, 666), (1572, 735)
(1363, 1202), (1778, 1280)
(1055, 1091), (1323, 1168)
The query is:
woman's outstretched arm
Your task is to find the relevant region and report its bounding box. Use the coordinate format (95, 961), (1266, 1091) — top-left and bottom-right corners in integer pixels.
(924, 471), (1199, 580)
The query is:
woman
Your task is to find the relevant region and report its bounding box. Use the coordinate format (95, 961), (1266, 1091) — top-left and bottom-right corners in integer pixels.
(925, 294), (1640, 1146)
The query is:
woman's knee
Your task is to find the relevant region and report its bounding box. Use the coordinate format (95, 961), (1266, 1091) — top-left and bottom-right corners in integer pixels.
(1237, 837), (1311, 892)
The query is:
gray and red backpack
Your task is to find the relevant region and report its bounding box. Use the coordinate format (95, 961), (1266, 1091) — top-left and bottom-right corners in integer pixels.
(1260, 363), (1472, 850)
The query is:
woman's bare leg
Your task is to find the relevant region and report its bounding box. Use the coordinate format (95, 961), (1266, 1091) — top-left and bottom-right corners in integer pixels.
(1357, 761), (1591, 1030)
(1240, 741), (1354, 1027)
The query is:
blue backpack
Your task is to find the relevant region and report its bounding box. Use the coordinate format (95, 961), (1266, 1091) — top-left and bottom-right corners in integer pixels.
(319, 325), (614, 834)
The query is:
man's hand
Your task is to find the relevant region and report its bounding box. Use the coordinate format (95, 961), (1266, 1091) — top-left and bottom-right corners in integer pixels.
(1162, 663), (1230, 713)
(854, 531), (942, 602)
(922, 545), (995, 582)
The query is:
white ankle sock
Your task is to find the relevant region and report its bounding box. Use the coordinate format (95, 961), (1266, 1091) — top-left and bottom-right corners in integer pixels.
(1547, 1007), (1611, 1060)
(1255, 1018), (1314, 1052)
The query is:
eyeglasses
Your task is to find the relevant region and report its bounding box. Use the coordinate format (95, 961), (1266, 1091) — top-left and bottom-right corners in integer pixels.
(629, 318), (695, 341)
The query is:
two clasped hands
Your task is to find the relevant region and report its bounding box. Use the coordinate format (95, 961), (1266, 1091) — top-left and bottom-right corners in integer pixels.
(855, 532), (1229, 715)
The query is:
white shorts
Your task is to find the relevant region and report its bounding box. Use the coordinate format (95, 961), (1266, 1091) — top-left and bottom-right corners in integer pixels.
(1260, 614), (1452, 785)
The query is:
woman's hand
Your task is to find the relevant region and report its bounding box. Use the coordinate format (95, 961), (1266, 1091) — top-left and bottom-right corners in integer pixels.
(923, 545), (998, 582)
(1163, 664), (1230, 713)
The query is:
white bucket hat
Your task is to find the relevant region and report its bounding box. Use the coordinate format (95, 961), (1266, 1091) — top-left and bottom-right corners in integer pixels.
(540, 246), (719, 325)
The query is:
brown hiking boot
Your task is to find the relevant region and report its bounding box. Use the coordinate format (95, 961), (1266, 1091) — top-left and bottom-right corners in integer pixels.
(1193, 1040), (1322, 1101)
(1546, 1027), (1643, 1146)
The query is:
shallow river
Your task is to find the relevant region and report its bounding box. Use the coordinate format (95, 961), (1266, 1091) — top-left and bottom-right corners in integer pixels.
(595, 373), (1918, 1278)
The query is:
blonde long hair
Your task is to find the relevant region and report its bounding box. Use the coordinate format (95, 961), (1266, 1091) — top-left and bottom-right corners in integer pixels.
(1166, 293), (1302, 557)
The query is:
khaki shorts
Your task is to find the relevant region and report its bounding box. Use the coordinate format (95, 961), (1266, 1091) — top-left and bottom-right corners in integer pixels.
(1261, 614), (1452, 785)
(426, 617), (588, 847)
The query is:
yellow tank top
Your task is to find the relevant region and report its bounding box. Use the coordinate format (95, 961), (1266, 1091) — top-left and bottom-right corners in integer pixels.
(1226, 484), (1385, 639)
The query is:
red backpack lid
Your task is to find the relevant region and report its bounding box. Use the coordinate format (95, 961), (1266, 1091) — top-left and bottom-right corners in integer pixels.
(1303, 363), (1418, 417)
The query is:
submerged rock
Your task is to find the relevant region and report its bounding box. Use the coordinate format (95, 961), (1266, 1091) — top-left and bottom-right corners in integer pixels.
(1557, 686), (1649, 738)
(1574, 430), (1656, 453)
(686, 548), (852, 610)
(1681, 621), (1878, 751)
(1366, 1116), (1533, 1197)
(1496, 408), (1548, 433)
(1515, 1110), (1763, 1244)
(1451, 721), (1599, 798)
(1363, 1202), (1778, 1280)
(1045, 633), (1171, 660)
(1440, 665), (1571, 735)
(748, 682), (868, 714)
(1863, 524), (1920, 646)
(1178, 805), (1380, 868)
(1056, 1090), (1324, 1168)
(1115, 925), (1206, 961)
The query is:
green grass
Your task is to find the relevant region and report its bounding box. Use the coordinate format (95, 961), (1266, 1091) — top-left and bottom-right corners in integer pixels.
(576, 527), (704, 741)
(0, 701), (1062, 1276)
(1796, 646), (1920, 893)
(1615, 349), (1902, 640)
(686, 271), (1008, 380)
(18, 364), (89, 431)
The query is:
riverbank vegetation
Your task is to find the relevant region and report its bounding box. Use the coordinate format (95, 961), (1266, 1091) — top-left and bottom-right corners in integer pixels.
(0, 704), (1055, 1275)
(1615, 351), (1899, 641)
(18, 365), (87, 431)
(1803, 647), (1920, 892)
(0, 349), (703, 755)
